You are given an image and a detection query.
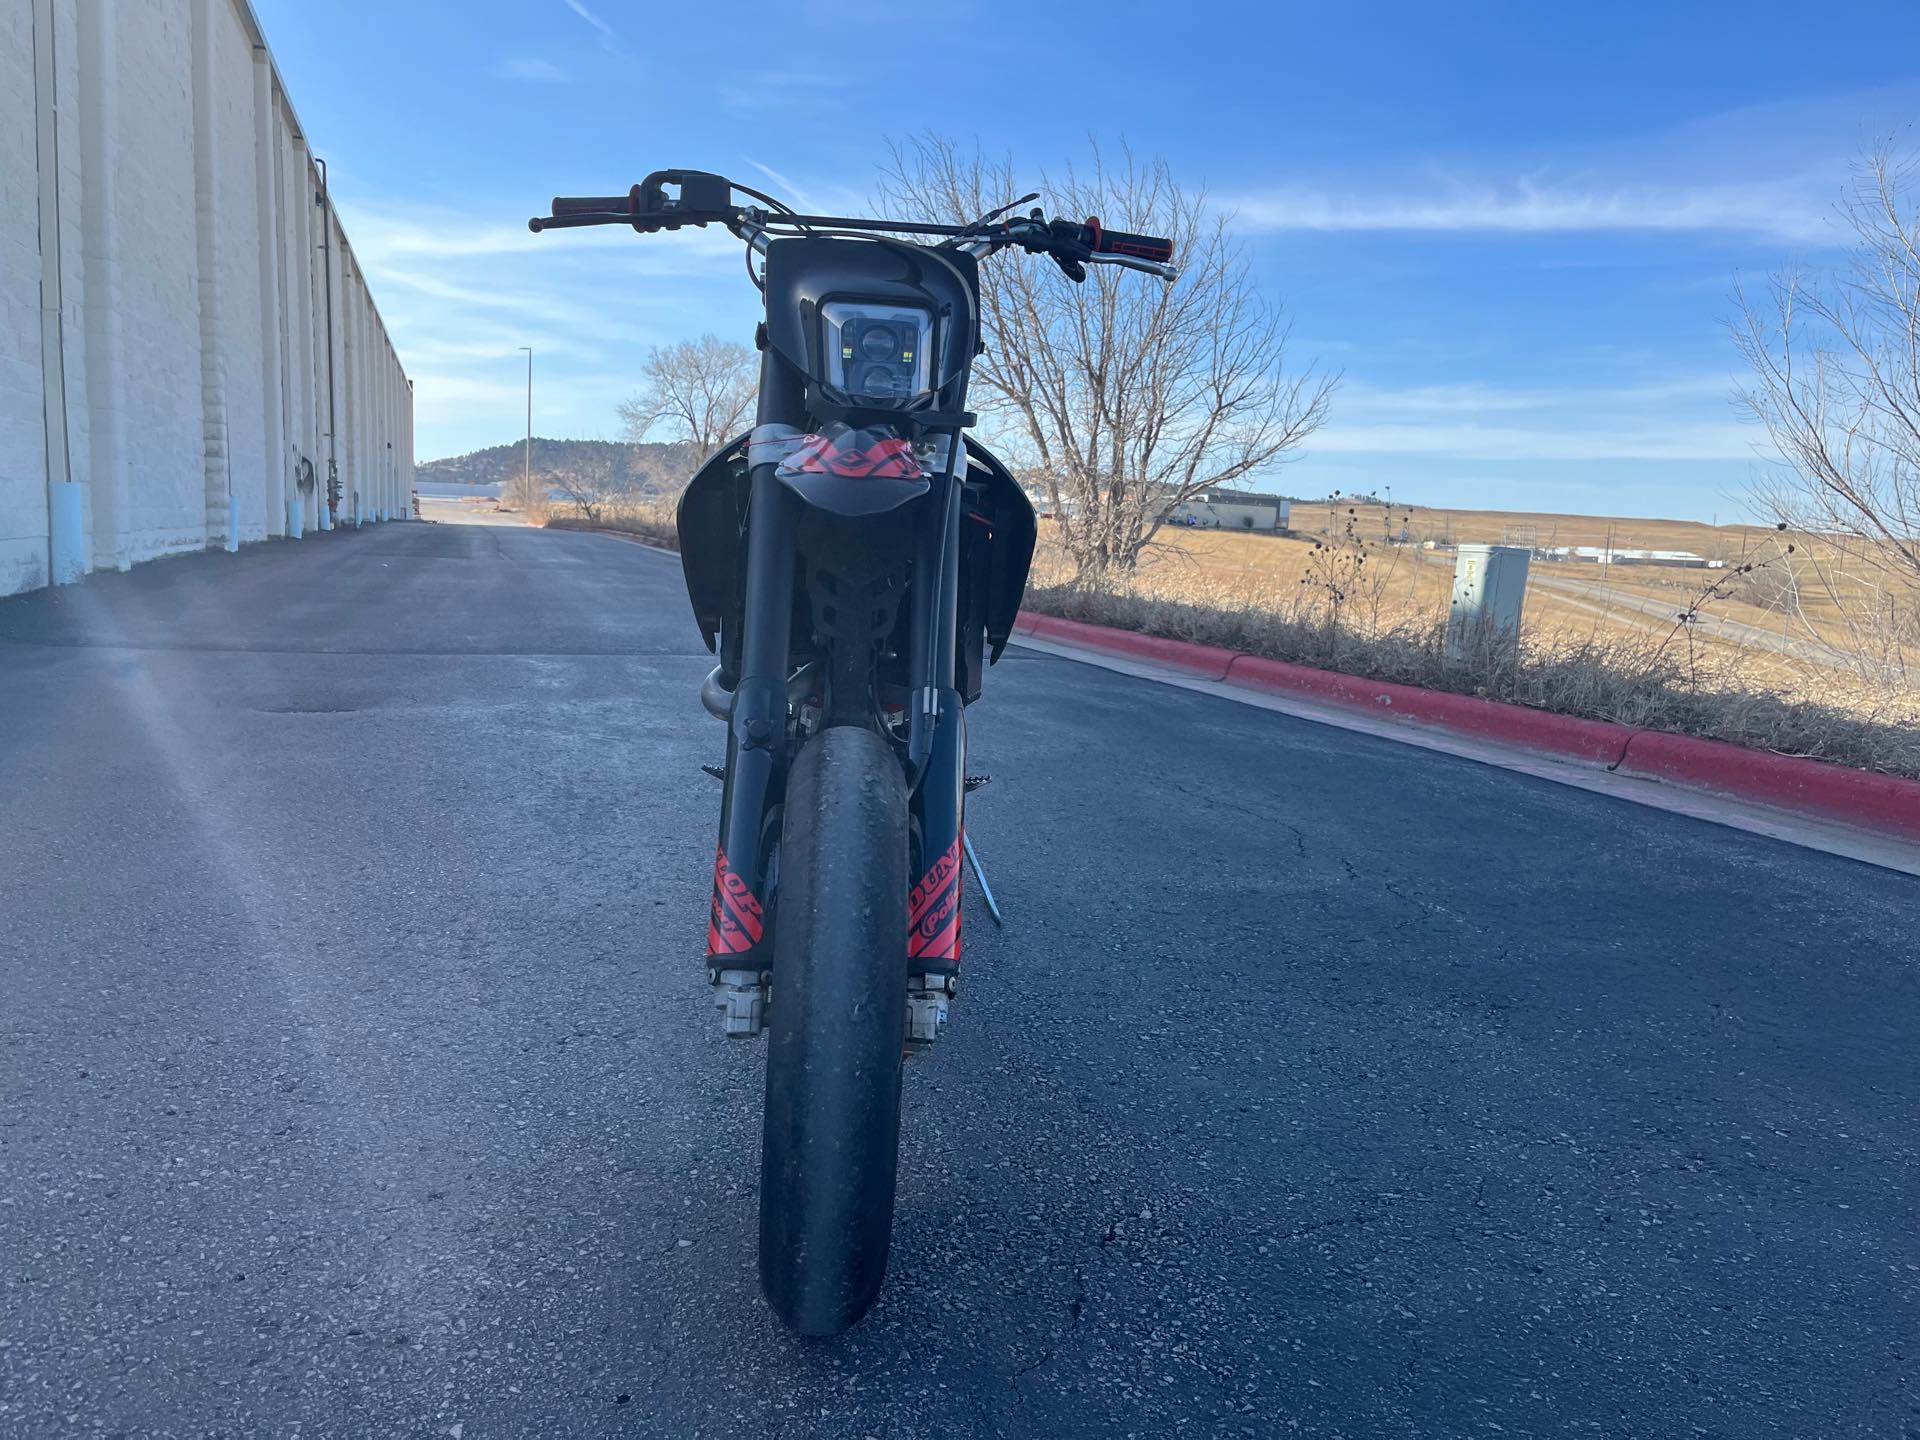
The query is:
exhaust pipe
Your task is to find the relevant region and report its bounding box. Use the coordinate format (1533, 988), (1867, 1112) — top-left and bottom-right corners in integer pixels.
(704, 662), (821, 722)
(701, 665), (735, 721)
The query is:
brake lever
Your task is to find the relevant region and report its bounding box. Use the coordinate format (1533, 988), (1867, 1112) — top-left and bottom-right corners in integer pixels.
(1086, 253), (1179, 283)
(528, 212), (655, 233)
(529, 210), (724, 236)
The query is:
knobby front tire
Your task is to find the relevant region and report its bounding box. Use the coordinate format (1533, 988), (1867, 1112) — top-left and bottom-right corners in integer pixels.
(758, 725), (909, 1336)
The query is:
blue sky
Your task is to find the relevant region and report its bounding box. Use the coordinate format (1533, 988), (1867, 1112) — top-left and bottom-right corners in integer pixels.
(253, 0), (1920, 521)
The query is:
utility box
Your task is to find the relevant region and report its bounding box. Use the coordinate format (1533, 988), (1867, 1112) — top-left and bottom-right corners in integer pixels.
(1445, 544), (1530, 660)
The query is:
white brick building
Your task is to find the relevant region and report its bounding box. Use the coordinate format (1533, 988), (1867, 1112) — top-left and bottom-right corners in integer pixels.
(2, 0), (412, 598)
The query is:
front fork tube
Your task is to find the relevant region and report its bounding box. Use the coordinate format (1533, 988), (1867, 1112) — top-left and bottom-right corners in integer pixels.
(708, 462), (801, 1034)
(905, 690), (966, 1041)
(906, 471), (966, 1043)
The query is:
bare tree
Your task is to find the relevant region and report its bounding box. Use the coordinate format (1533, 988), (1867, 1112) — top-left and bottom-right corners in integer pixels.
(617, 335), (758, 464)
(499, 466), (549, 521)
(549, 449), (635, 526)
(882, 137), (1336, 580)
(1735, 146), (1920, 680)
(624, 439), (703, 499)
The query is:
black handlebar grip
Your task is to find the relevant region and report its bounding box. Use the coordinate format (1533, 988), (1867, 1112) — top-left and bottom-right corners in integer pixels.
(551, 193), (633, 217)
(1085, 218), (1174, 264)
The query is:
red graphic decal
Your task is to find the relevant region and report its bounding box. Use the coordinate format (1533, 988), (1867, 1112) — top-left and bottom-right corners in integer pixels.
(706, 846), (764, 957)
(784, 433), (924, 480)
(909, 841), (960, 925)
(907, 839), (962, 963)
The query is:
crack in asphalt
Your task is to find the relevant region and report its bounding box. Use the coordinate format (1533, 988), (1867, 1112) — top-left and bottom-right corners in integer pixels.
(1007, 1213), (1148, 1391)
(1009, 1264), (1089, 1389)
(1339, 855), (1445, 928)
(1279, 1188), (1452, 1243)
(1380, 874), (1441, 922)
(1279, 1211), (1387, 1241)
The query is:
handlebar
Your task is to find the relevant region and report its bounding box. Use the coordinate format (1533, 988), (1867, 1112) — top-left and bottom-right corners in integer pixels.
(528, 172), (1179, 283)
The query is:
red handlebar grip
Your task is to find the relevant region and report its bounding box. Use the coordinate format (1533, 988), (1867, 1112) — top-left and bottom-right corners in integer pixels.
(1086, 217), (1174, 264)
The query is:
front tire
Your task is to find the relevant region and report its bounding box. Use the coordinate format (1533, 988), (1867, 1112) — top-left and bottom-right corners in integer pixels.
(758, 725), (908, 1335)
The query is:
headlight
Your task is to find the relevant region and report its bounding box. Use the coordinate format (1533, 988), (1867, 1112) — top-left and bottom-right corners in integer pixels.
(822, 301), (932, 405)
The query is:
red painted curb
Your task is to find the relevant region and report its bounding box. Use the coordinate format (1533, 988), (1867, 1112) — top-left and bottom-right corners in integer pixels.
(1018, 609), (1920, 842)
(1024, 613), (1237, 679)
(1223, 654), (1635, 765)
(1618, 731), (1920, 841)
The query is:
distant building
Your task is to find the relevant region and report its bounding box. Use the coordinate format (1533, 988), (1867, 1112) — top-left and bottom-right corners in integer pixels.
(1170, 488), (1292, 531)
(1541, 546), (1721, 569)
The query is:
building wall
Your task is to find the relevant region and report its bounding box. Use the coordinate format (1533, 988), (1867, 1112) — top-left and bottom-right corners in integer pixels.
(1170, 498), (1290, 531)
(1, 0), (58, 595)
(1, 0), (413, 598)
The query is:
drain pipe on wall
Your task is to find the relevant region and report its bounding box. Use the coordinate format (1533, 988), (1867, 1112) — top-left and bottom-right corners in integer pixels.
(77, 0), (128, 572)
(188, 0), (236, 554)
(249, 44), (286, 543)
(316, 155), (338, 532)
(31, 0), (85, 586)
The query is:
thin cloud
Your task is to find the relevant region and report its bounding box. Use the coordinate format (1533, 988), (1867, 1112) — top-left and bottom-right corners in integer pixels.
(1233, 177), (1840, 244)
(1311, 420), (1754, 463)
(1335, 375), (1736, 416)
(410, 374), (535, 409)
(719, 71), (851, 115)
(373, 265), (613, 333)
(743, 158), (811, 211)
(1314, 375), (1755, 462)
(345, 206), (743, 272)
(562, 0), (615, 42)
(326, 192), (759, 458)
(499, 57), (569, 83)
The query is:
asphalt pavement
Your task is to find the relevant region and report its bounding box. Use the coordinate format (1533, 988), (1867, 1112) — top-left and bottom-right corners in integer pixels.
(1, 518), (1913, 1438)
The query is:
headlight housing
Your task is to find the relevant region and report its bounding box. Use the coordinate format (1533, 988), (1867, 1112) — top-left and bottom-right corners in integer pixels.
(822, 301), (932, 405)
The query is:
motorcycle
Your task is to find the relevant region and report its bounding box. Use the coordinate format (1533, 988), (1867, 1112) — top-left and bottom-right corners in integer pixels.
(530, 171), (1175, 1334)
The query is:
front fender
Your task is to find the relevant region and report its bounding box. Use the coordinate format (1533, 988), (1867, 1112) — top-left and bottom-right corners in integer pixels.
(961, 438), (1037, 662)
(675, 434), (750, 655)
(775, 469), (930, 517)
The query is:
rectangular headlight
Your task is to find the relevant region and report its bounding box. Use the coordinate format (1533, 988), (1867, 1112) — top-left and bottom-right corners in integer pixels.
(821, 301), (932, 404)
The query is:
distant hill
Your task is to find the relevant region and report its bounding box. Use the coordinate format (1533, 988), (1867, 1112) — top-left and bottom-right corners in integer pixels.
(416, 438), (700, 493)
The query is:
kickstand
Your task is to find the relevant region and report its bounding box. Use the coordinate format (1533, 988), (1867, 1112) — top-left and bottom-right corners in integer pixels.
(962, 832), (1004, 927)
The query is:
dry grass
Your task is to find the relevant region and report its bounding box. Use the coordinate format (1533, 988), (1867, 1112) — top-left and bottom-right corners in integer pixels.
(542, 498), (1920, 779)
(543, 497), (681, 549)
(1028, 529), (1920, 779)
(1298, 501), (1916, 666)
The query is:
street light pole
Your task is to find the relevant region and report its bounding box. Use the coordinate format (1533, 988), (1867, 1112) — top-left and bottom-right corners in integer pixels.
(517, 346), (533, 500)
